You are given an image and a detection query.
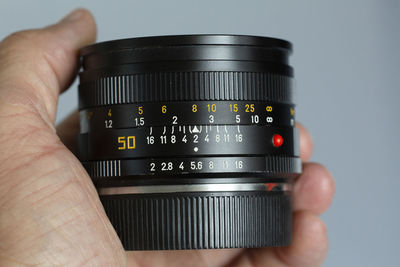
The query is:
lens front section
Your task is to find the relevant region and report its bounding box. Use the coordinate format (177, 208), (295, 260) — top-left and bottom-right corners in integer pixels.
(78, 35), (301, 250)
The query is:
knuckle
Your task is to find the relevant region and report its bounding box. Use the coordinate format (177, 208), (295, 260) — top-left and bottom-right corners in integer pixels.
(1, 30), (39, 50)
(0, 30), (42, 65)
(0, 30), (58, 122)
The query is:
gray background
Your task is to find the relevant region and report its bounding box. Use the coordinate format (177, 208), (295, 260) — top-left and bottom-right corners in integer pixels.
(1, 1), (399, 266)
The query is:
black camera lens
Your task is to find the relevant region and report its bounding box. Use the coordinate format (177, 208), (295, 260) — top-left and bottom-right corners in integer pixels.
(78, 35), (301, 250)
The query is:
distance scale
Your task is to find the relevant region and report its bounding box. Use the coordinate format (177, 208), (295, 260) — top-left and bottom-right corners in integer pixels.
(80, 101), (296, 133)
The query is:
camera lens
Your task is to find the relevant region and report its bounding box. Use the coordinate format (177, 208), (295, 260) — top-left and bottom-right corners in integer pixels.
(78, 35), (301, 250)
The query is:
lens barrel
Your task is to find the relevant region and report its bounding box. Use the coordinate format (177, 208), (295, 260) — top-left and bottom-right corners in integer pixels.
(78, 35), (301, 250)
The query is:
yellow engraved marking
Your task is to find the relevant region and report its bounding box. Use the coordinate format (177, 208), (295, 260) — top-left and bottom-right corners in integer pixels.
(207, 104), (217, 112)
(108, 109), (112, 117)
(245, 104), (255, 112)
(266, 106), (273, 112)
(127, 136), (136, 149)
(230, 104), (238, 112)
(118, 136), (136, 150)
(118, 136), (126, 150)
(192, 104), (197, 112)
(290, 108), (295, 116)
(138, 106), (143, 115)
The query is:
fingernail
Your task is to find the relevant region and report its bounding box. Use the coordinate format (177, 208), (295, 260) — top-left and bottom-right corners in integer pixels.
(61, 9), (84, 23)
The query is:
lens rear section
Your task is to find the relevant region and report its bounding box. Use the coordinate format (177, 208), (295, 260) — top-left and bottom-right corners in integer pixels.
(78, 35), (301, 250)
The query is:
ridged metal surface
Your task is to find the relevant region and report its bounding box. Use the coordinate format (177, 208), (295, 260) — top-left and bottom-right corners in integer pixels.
(101, 192), (292, 250)
(84, 160), (121, 178)
(79, 72), (293, 109)
(265, 156), (301, 174)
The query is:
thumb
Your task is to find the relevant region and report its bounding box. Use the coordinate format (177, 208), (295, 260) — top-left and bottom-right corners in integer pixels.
(0, 8), (96, 124)
(0, 10), (127, 266)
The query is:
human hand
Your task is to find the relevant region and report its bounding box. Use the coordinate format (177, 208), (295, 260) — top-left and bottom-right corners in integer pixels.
(0, 9), (335, 267)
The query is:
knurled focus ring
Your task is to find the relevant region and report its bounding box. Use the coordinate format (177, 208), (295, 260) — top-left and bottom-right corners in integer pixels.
(78, 72), (293, 109)
(101, 191), (292, 250)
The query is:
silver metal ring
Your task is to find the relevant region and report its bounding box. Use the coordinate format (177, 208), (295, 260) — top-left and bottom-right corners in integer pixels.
(98, 183), (290, 195)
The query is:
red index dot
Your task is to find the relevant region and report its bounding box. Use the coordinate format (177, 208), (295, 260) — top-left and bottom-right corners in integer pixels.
(272, 134), (283, 147)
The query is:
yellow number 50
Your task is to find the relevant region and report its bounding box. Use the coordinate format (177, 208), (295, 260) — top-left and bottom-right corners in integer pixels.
(118, 136), (136, 150)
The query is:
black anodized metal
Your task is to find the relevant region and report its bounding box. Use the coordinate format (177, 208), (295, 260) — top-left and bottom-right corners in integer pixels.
(78, 34), (298, 250)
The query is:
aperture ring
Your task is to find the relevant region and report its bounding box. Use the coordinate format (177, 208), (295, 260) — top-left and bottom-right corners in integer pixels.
(78, 72), (293, 109)
(82, 156), (301, 179)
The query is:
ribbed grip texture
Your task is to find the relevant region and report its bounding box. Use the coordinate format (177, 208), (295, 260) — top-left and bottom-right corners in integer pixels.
(79, 72), (293, 109)
(101, 191), (292, 250)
